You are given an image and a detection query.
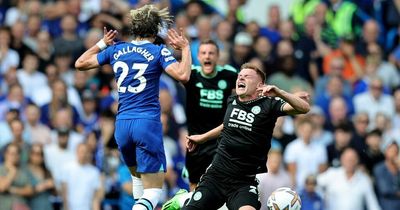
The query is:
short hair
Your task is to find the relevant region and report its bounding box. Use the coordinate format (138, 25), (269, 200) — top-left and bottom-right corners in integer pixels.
(366, 129), (382, 138)
(334, 121), (353, 133)
(198, 39), (219, 52)
(129, 5), (173, 39)
(240, 62), (266, 83)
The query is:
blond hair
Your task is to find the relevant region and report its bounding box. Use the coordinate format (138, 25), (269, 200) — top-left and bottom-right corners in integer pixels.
(129, 5), (173, 38)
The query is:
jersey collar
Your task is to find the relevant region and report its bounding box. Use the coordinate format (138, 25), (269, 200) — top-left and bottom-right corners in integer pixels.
(131, 40), (151, 45)
(200, 65), (222, 79)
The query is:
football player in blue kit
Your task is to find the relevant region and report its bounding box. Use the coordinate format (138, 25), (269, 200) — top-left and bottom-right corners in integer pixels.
(75, 5), (191, 210)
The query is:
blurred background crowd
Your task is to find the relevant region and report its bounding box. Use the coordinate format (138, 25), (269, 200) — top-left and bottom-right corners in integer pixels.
(0, 0), (400, 210)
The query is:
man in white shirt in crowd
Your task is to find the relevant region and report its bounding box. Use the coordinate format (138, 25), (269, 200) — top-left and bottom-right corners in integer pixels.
(317, 147), (381, 210)
(284, 117), (328, 190)
(61, 143), (103, 210)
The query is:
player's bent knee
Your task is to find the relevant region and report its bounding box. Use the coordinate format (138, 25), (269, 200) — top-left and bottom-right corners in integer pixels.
(141, 172), (165, 188)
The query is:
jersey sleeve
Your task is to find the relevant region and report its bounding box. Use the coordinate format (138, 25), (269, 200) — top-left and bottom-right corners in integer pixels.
(159, 45), (177, 70)
(269, 97), (287, 117)
(97, 46), (113, 65)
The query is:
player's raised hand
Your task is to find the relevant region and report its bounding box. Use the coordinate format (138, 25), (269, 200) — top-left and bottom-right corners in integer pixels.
(103, 27), (118, 46)
(167, 28), (189, 51)
(257, 85), (282, 97)
(186, 134), (207, 152)
(294, 91), (311, 104)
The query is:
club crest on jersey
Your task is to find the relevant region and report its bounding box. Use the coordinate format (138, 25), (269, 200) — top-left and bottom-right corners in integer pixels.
(251, 106), (261, 114)
(218, 80), (227, 89)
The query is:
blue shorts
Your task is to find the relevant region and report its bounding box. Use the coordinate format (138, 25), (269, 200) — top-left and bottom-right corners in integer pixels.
(114, 119), (166, 173)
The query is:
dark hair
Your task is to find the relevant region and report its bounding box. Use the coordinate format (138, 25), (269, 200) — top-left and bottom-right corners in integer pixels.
(129, 5), (173, 39)
(366, 129), (382, 138)
(199, 39), (219, 52)
(240, 62), (266, 83)
(334, 121), (353, 133)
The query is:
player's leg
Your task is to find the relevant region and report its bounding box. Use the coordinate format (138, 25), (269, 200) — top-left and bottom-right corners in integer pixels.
(185, 151), (214, 191)
(181, 179), (225, 210)
(162, 189), (192, 210)
(115, 120), (144, 200)
(226, 182), (260, 210)
(132, 119), (166, 210)
(128, 166), (144, 200)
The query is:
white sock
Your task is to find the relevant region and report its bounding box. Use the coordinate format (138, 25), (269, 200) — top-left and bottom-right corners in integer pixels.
(132, 188), (163, 210)
(131, 175), (144, 200)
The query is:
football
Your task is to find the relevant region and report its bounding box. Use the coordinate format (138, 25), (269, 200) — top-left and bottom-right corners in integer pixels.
(267, 187), (302, 210)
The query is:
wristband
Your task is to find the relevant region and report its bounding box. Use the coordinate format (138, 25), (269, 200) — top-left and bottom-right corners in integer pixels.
(96, 39), (107, 50)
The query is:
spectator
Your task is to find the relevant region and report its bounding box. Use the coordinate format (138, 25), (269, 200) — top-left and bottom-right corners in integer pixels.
(284, 117), (328, 190)
(309, 106), (333, 147)
(259, 4), (281, 45)
(271, 116), (297, 152)
(353, 77), (395, 127)
(314, 56), (352, 99)
(10, 20), (32, 64)
(323, 36), (366, 84)
(373, 142), (400, 210)
(361, 129), (385, 175)
(0, 109), (26, 150)
(268, 55), (313, 93)
(77, 90), (99, 134)
(299, 175), (324, 210)
(0, 26), (20, 75)
(53, 14), (84, 59)
(351, 112), (370, 154)
(0, 143), (33, 210)
(24, 104), (52, 145)
(257, 149), (292, 210)
(290, 0), (319, 30)
(214, 20), (234, 65)
(50, 108), (84, 153)
(43, 128), (76, 189)
(314, 75), (354, 119)
(0, 67), (18, 96)
(28, 143), (55, 210)
(355, 19), (381, 56)
(253, 36), (275, 78)
(326, 122), (354, 168)
(294, 15), (319, 85)
(325, 0), (367, 38)
(229, 31), (254, 69)
(190, 16), (212, 65)
(313, 3), (338, 49)
(61, 143), (103, 210)
(0, 83), (30, 122)
(39, 79), (80, 128)
(326, 96), (350, 131)
(117, 163), (135, 210)
(8, 119), (31, 166)
(34, 31), (55, 72)
(317, 148), (381, 210)
(392, 88), (400, 130)
(16, 53), (48, 99)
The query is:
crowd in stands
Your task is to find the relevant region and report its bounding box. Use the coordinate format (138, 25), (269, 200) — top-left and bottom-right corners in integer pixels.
(0, 0), (400, 210)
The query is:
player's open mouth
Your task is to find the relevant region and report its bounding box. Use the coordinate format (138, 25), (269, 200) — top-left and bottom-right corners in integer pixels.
(238, 82), (246, 89)
(204, 61), (212, 66)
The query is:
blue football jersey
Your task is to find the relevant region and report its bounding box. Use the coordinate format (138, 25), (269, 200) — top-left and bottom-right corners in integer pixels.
(97, 40), (177, 120)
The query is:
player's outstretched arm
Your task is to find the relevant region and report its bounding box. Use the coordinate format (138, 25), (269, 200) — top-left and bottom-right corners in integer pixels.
(75, 27), (118, 71)
(186, 124), (223, 152)
(257, 85), (310, 115)
(165, 28), (191, 83)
